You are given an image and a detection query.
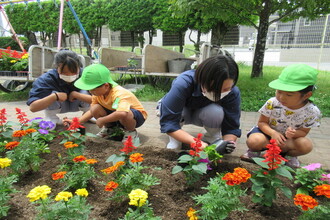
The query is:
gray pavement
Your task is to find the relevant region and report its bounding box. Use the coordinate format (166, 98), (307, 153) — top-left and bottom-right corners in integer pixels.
(2, 100), (330, 169)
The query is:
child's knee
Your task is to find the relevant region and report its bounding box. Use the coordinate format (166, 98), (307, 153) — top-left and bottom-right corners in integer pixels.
(246, 134), (267, 151)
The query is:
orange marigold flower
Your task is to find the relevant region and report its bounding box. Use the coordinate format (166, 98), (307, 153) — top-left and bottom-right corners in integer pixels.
(314, 184), (330, 198)
(186, 207), (198, 220)
(52, 171), (67, 180)
(12, 130), (27, 137)
(101, 165), (118, 174)
(115, 161), (125, 167)
(73, 155), (87, 162)
(85, 159), (98, 164)
(129, 153), (144, 163)
(63, 141), (79, 149)
(105, 181), (119, 191)
(222, 167), (251, 185)
(5, 141), (20, 150)
(294, 194), (318, 211)
(25, 128), (37, 134)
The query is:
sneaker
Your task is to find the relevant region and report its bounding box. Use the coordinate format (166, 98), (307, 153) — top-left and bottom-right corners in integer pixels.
(285, 156), (300, 168)
(96, 127), (111, 138)
(240, 149), (262, 163)
(122, 130), (140, 147)
(89, 117), (97, 123)
(166, 136), (181, 150)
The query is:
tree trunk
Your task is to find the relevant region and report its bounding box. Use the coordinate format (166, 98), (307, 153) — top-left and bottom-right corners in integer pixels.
(25, 31), (38, 45)
(148, 30), (154, 45)
(211, 22), (229, 46)
(131, 31), (135, 52)
(178, 31), (184, 53)
(251, 3), (271, 78)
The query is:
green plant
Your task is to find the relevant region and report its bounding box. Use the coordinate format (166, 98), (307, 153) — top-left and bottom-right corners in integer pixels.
(172, 133), (209, 185)
(192, 171), (249, 220)
(294, 163), (329, 195)
(120, 189), (161, 220)
(27, 186), (92, 220)
(102, 136), (160, 202)
(250, 139), (294, 207)
(0, 47), (29, 71)
(298, 202), (330, 220)
(0, 158), (19, 218)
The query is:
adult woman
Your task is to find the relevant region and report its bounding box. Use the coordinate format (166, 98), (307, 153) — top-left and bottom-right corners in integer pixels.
(27, 50), (93, 128)
(159, 55), (241, 152)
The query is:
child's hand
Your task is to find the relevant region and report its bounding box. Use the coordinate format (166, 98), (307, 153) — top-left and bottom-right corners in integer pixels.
(56, 92), (68, 102)
(285, 127), (296, 139)
(96, 117), (107, 128)
(68, 91), (78, 102)
(271, 131), (286, 147)
(62, 117), (72, 128)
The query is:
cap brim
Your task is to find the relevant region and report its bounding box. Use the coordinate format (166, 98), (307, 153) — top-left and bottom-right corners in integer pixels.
(74, 79), (102, 90)
(268, 79), (307, 92)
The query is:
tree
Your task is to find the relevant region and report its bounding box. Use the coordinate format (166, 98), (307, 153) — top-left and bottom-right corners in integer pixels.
(108, 0), (155, 51)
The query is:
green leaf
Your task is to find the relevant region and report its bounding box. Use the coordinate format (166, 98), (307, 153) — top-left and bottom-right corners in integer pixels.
(253, 157), (269, 169)
(105, 154), (125, 164)
(280, 186), (292, 198)
(296, 187), (310, 195)
(178, 154), (193, 162)
(192, 163), (207, 174)
(275, 166), (293, 180)
(172, 165), (183, 174)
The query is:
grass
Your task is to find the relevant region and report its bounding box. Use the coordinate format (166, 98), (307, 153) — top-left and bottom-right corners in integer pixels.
(0, 64), (329, 117)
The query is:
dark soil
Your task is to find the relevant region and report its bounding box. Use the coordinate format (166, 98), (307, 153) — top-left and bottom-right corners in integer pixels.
(3, 137), (304, 220)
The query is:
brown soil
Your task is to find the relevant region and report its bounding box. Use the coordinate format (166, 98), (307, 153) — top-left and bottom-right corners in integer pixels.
(3, 137), (304, 220)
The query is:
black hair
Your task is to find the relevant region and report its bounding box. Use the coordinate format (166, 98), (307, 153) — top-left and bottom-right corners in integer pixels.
(195, 54), (239, 101)
(54, 50), (82, 74)
(299, 85), (315, 94)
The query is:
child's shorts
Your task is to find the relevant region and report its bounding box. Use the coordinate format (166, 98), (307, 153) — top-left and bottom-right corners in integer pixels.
(104, 108), (145, 128)
(247, 126), (271, 140)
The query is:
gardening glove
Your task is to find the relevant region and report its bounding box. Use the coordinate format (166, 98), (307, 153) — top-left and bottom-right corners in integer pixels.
(210, 139), (236, 155)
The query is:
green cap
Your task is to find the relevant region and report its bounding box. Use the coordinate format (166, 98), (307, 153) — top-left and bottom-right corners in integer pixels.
(74, 64), (118, 90)
(268, 64), (318, 91)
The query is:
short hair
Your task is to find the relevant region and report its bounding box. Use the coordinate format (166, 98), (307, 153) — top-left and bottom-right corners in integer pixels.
(54, 50), (82, 74)
(195, 55), (239, 101)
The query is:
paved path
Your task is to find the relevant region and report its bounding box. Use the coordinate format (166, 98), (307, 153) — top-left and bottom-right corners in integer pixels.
(2, 101), (330, 169)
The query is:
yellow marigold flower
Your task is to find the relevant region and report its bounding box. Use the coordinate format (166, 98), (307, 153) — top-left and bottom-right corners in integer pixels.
(26, 185), (52, 202)
(75, 188), (88, 197)
(12, 130), (26, 137)
(10, 60), (17, 63)
(0, 158), (12, 168)
(22, 54), (29, 59)
(314, 184), (330, 198)
(128, 189), (148, 207)
(187, 207), (198, 220)
(129, 153), (144, 163)
(294, 194), (318, 211)
(55, 191), (73, 202)
(86, 159), (98, 164)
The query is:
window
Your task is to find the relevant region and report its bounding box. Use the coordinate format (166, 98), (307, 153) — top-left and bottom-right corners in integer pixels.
(304, 19), (311, 26)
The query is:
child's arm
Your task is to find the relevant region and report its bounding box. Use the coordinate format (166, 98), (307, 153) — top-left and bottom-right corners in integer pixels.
(68, 91), (92, 103)
(258, 114), (286, 146)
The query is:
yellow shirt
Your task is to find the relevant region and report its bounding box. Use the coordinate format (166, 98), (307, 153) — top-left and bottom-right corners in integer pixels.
(91, 85), (148, 119)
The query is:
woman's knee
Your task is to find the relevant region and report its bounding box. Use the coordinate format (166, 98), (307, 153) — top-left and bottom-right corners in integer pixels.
(199, 104), (224, 127)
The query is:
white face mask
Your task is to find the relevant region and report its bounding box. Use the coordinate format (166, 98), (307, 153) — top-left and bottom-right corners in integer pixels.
(202, 89), (231, 102)
(59, 74), (78, 83)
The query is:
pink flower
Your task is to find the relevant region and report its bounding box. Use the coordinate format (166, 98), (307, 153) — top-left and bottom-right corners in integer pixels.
(320, 174), (330, 184)
(302, 163), (322, 171)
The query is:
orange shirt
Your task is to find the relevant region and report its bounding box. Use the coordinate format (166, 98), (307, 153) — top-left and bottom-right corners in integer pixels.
(91, 85), (147, 119)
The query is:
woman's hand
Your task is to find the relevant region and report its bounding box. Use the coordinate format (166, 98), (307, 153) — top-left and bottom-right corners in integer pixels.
(56, 92), (68, 102)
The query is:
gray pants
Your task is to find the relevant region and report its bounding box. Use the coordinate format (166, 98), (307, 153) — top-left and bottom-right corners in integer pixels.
(47, 90), (90, 113)
(182, 103), (224, 129)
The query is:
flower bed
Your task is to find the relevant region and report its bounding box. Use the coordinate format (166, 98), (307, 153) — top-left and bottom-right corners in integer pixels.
(1, 108), (330, 219)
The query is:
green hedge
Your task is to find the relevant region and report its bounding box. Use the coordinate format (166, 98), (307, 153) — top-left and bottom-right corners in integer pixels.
(0, 37), (29, 51)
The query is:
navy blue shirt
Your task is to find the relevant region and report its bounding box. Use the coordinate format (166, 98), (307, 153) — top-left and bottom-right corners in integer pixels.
(160, 70), (241, 137)
(27, 69), (85, 105)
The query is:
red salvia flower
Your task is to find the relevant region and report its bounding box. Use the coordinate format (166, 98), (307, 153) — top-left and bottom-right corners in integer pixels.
(15, 108), (29, 125)
(189, 133), (203, 157)
(67, 117), (85, 131)
(120, 136), (137, 154)
(262, 139), (288, 170)
(105, 181), (119, 191)
(129, 153), (144, 163)
(73, 155), (87, 162)
(52, 171), (67, 180)
(314, 184), (330, 198)
(294, 194), (318, 211)
(5, 141), (20, 150)
(0, 108), (7, 126)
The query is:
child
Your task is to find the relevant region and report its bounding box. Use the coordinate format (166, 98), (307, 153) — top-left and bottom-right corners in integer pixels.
(241, 64), (321, 168)
(74, 64), (147, 146)
(27, 50), (94, 129)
